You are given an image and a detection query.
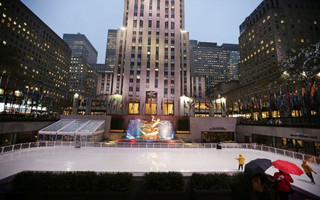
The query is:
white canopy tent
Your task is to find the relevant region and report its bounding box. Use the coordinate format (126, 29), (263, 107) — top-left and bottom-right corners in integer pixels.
(38, 119), (105, 142)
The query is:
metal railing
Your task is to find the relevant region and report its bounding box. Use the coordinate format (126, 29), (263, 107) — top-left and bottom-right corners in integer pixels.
(1, 141), (319, 165)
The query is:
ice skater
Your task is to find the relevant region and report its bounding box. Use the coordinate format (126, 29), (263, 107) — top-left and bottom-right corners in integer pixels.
(235, 154), (245, 170)
(301, 160), (317, 183)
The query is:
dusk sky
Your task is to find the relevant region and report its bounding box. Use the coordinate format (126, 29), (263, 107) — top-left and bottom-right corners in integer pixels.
(21, 0), (261, 63)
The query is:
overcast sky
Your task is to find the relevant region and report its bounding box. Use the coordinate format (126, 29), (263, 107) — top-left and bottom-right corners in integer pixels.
(21, 0), (261, 63)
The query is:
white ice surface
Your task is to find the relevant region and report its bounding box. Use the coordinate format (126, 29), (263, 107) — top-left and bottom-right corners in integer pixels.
(0, 147), (319, 197)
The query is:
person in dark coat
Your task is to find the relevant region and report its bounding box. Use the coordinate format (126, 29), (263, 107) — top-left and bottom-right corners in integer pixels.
(273, 170), (293, 200)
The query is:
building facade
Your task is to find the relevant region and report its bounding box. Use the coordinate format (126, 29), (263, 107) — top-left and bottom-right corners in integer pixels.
(63, 33), (98, 96)
(0, 0), (71, 114)
(91, 64), (114, 96)
(190, 41), (239, 88)
(112, 0), (191, 116)
(105, 29), (117, 70)
(223, 0), (320, 119)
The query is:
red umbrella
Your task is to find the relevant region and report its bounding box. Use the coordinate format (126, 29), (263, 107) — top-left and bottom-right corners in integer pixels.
(272, 160), (303, 175)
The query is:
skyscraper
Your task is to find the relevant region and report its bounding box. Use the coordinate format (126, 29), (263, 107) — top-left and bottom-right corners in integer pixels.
(0, 0), (71, 113)
(224, 0), (320, 119)
(112, 0), (191, 116)
(190, 42), (239, 88)
(63, 33), (98, 96)
(105, 29), (117, 70)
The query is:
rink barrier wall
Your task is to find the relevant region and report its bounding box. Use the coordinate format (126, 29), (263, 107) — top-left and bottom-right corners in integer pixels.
(0, 141), (319, 165)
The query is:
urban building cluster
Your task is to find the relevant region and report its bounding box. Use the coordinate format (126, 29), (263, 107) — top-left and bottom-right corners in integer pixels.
(0, 0), (319, 155)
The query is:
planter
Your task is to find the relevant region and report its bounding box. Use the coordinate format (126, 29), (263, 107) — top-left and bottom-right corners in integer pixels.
(192, 189), (232, 200)
(141, 191), (185, 200)
(17, 191), (132, 200)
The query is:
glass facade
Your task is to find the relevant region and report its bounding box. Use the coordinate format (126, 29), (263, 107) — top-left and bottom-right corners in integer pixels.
(253, 134), (319, 157)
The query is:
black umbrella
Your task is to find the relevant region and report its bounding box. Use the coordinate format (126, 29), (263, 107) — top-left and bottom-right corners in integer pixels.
(245, 158), (272, 175)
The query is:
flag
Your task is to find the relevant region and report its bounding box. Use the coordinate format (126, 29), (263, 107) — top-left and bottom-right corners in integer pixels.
(112, 98), (117, 110)
(124, 98), (128, 109)
(120, 98), (123, 109)
(161, 99), (163, 111)
(273, 92), (277, 108)
(222, 102), (226, 112)
(267, 90), (272, 109)
(285, 87), (291, 107)
(214, 100), (218, 112)
(205, 100), (210, 109)
(209, 100), (214, 108)
(24, 88), (29, 105)
(244, 97), (247, 110)
(279, 89), (286, 109)
(259, 95), (262, 109)
(102, 96), (108, 106)
(183, 100), (188, 109)
(31, 89), (35, 106)
(189, 100), (195, 110)
(310, 82), (315, 97)
(3, 77), (9, 97)
(0, 76), (2, 88)
(39, 91), (45, 104)
(10, 79), (17, 104)
(108, 98), (113, 107)
(80, 97), (85, 106)
(293, 86), (298, 107)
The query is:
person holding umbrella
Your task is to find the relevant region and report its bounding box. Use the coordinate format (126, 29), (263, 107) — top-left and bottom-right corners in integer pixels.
(272, 160), (302, 200)
(245, 158), (276, 200)
(273, 170), (293, 200)
(235, 154), (245, 170)
(301, 160), (317, 183)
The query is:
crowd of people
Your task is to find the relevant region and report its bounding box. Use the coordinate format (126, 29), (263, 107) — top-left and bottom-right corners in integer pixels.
(235, 154), (317, 200)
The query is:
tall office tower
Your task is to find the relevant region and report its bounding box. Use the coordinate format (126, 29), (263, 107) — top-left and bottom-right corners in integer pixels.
(222, 44), (240, 81)
(105, 29), (117, 69)
(0, 0), (71, 109)
(238, 0), (320, 87)
(191, 42), (239, 88)
(113, 0), (191, 116)
(224, 0), (320, 119)
(189, 39), (198, 77)
(63, 33), (98, 96)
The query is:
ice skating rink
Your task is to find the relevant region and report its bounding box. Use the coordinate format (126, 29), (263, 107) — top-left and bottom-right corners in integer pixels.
(0, 147), (319, 197)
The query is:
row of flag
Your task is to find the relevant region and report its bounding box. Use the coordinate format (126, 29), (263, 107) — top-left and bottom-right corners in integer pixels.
(229, 83), (319, 112)
(0, 76), (72, 109)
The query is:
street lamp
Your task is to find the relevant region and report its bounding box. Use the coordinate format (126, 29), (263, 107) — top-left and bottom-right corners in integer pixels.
(72, 93), (79, 115)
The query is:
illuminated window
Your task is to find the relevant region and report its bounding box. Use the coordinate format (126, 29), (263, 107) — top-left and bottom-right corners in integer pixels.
(163, 103), (174, 115)
(272, 110), (280, 118)
(2, 40), (6, 45)
(300, 38), (304, 43)
(280, 20), (284, 23)
(291, 110), (301, 117)
(314, 21), (318, 25)
(145, 103), (157, 115)
(260, 40), (264, 44)
(128, 103), (139, 115)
